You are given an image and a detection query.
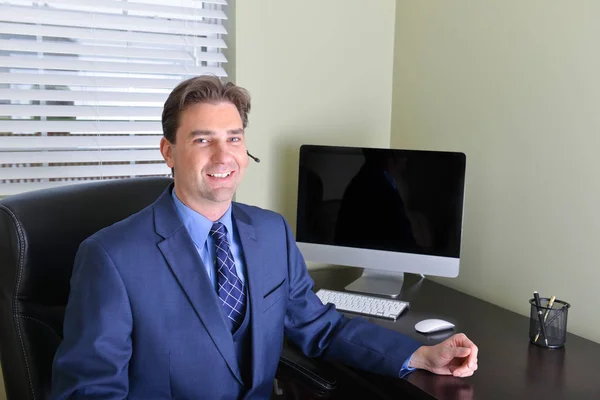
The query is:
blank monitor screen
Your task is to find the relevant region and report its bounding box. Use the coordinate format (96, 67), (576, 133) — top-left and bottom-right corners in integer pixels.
(296, 145), (466, 261)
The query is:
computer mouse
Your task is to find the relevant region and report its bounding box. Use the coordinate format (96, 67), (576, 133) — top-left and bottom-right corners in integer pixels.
(414, 319), (455, 334)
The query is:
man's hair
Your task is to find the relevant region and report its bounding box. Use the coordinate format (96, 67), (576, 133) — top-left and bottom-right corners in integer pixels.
(162, 75), (251, 143)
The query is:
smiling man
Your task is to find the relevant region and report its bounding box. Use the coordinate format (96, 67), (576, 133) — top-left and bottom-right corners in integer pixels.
(50, 76), (478, 399)
(160, 97), (249, 221)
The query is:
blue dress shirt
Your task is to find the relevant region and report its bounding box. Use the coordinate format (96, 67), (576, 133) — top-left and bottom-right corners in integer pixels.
(171, 190), (246, 288)
(171, 190), (416, 377)
(400, 358), (416, 377)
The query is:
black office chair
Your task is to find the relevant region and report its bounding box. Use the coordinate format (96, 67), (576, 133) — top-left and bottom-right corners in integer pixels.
(0, 177), (173, 399)
(0, 177), (336, 400)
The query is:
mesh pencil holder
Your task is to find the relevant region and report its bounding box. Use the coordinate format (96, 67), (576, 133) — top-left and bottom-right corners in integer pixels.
(529, 298), (570, 349)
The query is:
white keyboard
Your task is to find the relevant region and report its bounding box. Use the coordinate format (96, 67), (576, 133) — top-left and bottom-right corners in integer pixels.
(316, 289), (409, 321)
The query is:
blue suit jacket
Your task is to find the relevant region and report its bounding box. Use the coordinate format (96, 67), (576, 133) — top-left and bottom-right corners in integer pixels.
(51, 185), (421, 399)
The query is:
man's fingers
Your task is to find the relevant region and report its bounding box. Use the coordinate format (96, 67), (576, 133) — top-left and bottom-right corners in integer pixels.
(444, 346), (471, 359)
(466, 343), (478, 368)
(455, 334), (479, 368)
(452, 361), (478, 378)
(436, 334), (479, 378)
(455, 369), (474, 378)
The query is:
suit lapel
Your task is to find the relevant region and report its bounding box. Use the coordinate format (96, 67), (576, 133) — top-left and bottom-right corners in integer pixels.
(154, 186), (243, 385)
(232, 204), (265, 389)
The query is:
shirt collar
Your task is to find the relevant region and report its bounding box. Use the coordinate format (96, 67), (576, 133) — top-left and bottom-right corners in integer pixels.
(171, 188), (234, 248)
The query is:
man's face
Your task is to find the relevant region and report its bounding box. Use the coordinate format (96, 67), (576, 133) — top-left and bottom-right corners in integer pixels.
(160, 101), (249, 212)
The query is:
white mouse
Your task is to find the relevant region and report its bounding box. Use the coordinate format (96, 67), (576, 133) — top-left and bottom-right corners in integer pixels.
(415, 319), (455, 334)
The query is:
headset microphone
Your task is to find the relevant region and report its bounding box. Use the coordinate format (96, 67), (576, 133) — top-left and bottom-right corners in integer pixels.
(246, 150), (261, 163)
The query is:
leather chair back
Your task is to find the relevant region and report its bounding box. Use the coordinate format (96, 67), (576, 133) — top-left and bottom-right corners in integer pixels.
(0, 177), (172, 400)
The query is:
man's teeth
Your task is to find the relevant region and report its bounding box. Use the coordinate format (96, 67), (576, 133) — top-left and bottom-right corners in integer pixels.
(209, 172), (231, 178)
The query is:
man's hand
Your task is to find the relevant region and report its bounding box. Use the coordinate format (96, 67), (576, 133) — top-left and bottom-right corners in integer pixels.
(408, 333), (478, 378)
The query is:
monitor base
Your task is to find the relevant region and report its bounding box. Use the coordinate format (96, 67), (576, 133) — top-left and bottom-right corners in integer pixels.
(344, 270), (404, 298)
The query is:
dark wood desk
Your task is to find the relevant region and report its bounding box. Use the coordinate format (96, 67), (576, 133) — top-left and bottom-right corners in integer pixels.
(306, 269), (600, 400)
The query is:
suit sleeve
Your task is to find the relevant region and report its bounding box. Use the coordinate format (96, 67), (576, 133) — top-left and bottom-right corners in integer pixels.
(50, 238), (132, 399)
(280, 216), (422, 378)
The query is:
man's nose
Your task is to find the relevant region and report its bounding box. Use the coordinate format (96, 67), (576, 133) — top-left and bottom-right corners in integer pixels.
(212, 141), (233, 163)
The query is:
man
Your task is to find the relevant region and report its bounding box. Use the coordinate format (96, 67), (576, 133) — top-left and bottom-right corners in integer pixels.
(51, 76), (478, 399)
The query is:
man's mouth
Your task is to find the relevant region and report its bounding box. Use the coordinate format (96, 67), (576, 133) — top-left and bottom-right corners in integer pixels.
(207, 172), (233, 178)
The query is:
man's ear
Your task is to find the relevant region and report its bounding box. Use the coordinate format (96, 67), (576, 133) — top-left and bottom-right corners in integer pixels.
(160, 137), (175, 168)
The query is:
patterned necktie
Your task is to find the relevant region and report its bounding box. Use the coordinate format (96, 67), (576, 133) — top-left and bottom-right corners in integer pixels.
(209, 222), (246, 332)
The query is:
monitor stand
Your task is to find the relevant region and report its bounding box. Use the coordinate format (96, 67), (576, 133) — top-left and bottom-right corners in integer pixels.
(344, 269), (404, 298)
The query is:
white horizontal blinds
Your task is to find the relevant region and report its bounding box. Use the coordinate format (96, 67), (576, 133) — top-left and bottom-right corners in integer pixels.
(0, 0), (228, 196)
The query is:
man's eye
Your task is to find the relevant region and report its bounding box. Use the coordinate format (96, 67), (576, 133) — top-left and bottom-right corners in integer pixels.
(230, 137), (241, 142)
(195, 138), (208, 143)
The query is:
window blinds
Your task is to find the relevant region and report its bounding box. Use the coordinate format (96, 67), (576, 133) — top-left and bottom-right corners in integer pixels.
(0, 0), (229, 196)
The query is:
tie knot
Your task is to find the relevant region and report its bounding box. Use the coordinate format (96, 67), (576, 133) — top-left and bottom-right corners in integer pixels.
(209, 222), (228, 240)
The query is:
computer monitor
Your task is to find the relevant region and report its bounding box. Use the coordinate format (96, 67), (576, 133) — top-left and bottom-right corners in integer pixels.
(295, 144), (466, 297)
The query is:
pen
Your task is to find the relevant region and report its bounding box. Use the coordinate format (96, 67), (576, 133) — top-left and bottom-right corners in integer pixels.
(534, 295), (555, 342)
(533, 291), (549, 346)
